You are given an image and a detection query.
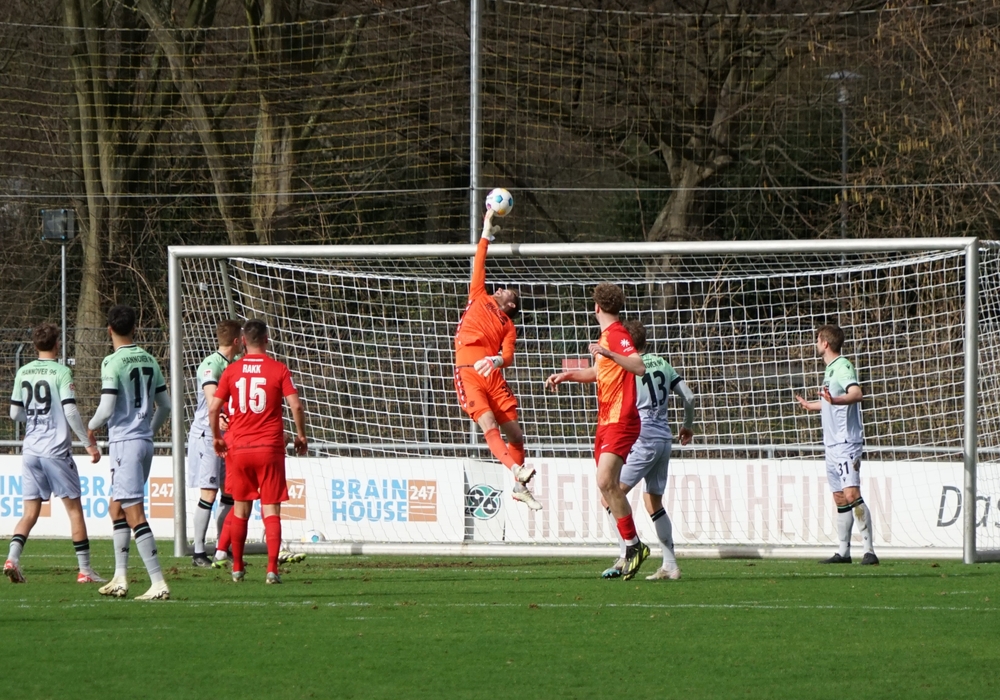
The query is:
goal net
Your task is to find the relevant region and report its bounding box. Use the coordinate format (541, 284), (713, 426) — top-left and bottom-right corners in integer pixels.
(168, 239), (1000, 561)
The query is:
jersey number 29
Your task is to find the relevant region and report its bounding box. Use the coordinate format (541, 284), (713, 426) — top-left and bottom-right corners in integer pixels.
(20, 380), (51, 417)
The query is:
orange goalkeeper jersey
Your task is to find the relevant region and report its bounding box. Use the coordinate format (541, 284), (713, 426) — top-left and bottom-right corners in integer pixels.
(454, 237), (517, 367)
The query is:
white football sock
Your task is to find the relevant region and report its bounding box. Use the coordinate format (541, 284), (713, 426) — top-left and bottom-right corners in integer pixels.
(836, 506), (853, 557)
(7, 535), (25, 564)
(193, 499), (213, 555)
(852, 498), (875, 554)
(134, 523), (164, 585)
(73, 539), (91, 572)
(112, 518), (131, 578)
(650, 507), (677, 570)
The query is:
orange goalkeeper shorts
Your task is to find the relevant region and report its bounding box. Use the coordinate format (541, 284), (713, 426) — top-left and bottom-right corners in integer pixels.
(454, 366), (519, 424)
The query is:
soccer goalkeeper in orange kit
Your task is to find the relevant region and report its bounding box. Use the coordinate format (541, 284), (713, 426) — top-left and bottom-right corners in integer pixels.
(453, 209), (541, 510)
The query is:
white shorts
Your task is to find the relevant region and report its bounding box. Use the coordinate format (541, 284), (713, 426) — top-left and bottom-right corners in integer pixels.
(620, 437), (672, 495)
(22, 454), (82, 501)
(187, 432), (225, 490)
(825, 443), (863, 492)
(109, 439), (154, 507)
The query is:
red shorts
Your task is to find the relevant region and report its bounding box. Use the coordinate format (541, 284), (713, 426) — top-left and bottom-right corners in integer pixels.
(594, 422), (640, 463)
(454, 366), (519, 424)
(225, 448), (288, 504)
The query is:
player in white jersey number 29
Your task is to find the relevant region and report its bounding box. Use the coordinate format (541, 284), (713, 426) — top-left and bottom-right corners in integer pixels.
(6, 323), (104, 585)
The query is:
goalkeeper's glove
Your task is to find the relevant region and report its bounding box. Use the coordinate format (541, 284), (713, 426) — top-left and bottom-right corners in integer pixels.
(474, 355), (504, 377)
(482, 213), (501, 242)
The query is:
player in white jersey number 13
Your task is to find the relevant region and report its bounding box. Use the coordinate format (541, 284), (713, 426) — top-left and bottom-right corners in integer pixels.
(600, 319), (695, 581)
(795, 324), (878, 566)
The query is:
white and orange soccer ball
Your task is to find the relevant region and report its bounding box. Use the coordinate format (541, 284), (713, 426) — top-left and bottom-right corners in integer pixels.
(485, 188), (514, 217)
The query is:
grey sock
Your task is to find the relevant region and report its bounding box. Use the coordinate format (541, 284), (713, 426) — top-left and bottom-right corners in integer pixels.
(651, 508), (677, 569)
(193, 499), (213, 555)
(112, 519), (130, 578)
(133, 523), (164, 585)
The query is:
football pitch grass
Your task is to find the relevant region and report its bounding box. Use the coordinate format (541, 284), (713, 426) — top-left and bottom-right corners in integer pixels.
(1, 542), (997, 700)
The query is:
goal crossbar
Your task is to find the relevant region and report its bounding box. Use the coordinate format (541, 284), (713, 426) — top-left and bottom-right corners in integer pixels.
(167, 238), (990, 562)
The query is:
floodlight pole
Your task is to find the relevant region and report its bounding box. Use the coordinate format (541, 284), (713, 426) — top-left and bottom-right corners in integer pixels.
(40, 209), (75, 365)
(825, 71), (862, 240)
(61, 243), (67, 364)
(469, 0), (482, 245)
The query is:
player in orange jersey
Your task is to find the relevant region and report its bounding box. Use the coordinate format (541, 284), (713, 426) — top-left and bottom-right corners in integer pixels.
(454, 209), (541, 510)
(545, 283), (651, 579)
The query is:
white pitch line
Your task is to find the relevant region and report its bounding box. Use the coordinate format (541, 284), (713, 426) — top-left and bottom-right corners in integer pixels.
(0, 599), (995, 613)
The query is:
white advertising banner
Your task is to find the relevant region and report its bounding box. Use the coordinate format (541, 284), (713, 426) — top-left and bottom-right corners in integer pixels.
(0, 455), (467, 544)
(467, 458), (994, 550)
(0, 454), (995, 551)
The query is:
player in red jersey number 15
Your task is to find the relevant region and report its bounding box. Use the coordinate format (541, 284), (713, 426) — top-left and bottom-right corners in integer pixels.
(209, 320), (307, 584)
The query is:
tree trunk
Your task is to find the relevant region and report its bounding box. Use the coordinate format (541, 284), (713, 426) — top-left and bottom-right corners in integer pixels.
(251, 95), (295, 246)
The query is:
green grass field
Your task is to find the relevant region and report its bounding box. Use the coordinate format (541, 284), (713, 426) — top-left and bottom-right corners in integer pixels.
(1, 542), (997, 700)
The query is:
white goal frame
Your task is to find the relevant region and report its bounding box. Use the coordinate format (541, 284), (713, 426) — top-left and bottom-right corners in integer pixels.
(167, 237), (988, 562)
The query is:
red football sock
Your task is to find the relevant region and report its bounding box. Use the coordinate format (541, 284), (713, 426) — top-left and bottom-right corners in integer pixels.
(616, 515), (639, 546)
(263, 514), (282, 574)
(484, 428), (517, 470)
(508, 442), (525, 467)
(215, 509), (234, 556)
(230, 515), (250, 572)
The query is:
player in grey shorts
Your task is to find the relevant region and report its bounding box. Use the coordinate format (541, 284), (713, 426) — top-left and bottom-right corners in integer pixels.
(187, 319), (243, 567)
(602, 319), (695, 581)
(5, 323), (104, 585)
(796, 324), (878, 566)
(87, 304), (173, 600)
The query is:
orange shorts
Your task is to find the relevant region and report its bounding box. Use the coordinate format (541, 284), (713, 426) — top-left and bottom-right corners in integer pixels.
(454, 366), (519, 423)
(225, 448), (289, 504)
(594, 422), (640, 463)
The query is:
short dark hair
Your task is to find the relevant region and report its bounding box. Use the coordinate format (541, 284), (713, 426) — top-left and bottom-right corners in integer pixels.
(107, 305), (136, 336)
(593, 283), (625, 315)
(217, 319), (243, 346)
(507, 289), (522, 319)
(817, 324), (845, 353)
(32, 322), (60, 352)
(242, 319), (268, 347)
(621, 318), (647, 353)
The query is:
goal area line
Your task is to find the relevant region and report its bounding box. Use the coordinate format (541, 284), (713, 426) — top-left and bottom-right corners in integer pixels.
(279, 542), (981, 561)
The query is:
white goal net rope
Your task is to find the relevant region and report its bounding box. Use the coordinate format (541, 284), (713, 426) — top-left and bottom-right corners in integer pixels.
(173, 242), (1000, 556)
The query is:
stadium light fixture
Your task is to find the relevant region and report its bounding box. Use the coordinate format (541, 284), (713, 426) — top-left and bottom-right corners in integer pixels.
(825, 71), (863, 239)
(40, 208), (76, 365)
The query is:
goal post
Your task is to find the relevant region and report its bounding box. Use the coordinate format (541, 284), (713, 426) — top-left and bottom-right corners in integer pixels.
(167, 237), (1000, 562)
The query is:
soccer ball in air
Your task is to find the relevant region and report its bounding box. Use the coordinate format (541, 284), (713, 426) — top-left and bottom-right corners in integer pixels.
(301, 530), (325, 544)
(485, 188), (514, 217)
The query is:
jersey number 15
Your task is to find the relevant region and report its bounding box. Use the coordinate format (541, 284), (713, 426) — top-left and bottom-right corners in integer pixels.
(234, 377), (267, 414)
